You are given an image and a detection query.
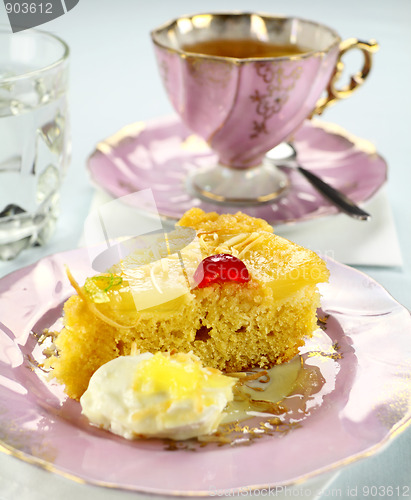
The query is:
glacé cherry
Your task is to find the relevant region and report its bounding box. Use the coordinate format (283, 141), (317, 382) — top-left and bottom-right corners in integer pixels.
(194, 254), (250, 288)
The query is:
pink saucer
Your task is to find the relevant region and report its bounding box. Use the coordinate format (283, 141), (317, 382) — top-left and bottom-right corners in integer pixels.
(87, 115), (387, 224)
(0, 249), (411, 495)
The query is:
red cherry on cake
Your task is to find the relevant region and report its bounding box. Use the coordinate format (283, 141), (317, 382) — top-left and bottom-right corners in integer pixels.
(194, 254), (250, 288)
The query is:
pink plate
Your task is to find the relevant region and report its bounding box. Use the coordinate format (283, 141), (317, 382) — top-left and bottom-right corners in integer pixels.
(0, 249), (410, 495)
(87, 115), (387, 224)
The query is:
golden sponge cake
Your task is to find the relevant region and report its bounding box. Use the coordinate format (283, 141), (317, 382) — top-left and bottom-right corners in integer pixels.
(45, 208), (329, 400)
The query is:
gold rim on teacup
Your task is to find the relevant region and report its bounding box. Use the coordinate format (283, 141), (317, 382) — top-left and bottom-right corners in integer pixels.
(151, 12), (342, 63)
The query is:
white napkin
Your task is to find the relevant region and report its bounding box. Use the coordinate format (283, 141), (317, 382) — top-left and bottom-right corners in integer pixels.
(276, 188), (403, 267)
(84, 187), (402, 268)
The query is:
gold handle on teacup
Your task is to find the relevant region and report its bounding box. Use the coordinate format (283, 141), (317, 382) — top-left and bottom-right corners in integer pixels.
(313, 38), (379, 116)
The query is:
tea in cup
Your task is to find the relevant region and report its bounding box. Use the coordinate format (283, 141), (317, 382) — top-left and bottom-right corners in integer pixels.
(151, 13), (377, 204)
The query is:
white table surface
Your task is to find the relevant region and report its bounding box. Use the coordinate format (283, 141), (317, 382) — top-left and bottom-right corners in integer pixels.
(0, 0), (410, 499)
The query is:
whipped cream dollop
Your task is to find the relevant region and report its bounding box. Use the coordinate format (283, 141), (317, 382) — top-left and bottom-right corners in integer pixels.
(80, 351), (235, 440)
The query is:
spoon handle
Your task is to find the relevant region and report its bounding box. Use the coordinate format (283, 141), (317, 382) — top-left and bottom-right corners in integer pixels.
(297, 166), (371, 221)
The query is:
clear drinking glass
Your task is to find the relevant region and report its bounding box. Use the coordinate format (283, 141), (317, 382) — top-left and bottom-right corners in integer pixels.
(0, 28), (70, 260)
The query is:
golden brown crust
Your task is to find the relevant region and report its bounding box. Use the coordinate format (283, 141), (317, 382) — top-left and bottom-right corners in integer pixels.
(177, 208), (273, 234)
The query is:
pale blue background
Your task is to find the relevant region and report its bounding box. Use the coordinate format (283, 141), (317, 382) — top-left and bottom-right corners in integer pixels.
(0, 1), (410, 498)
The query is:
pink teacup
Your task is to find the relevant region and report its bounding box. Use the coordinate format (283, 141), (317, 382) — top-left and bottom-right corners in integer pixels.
(151, 12), (378, 204)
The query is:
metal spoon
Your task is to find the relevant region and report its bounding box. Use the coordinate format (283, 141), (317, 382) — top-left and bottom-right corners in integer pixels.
(266, 143), (371, 221)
